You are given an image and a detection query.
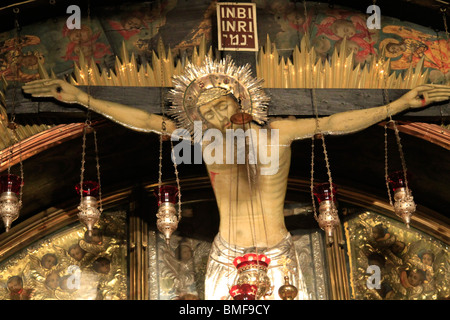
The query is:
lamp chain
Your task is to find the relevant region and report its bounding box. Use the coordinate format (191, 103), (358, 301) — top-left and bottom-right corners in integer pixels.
(382, 83), (411, 201)
(302, 0), (319, 221)
(302, 0), (335, 222)
(384, 124), (394, 207)
(310, 87), (336, 219)
(7, 7), (24, 204)
(79, 1), (102, 210)
(158, 35), (181, 222)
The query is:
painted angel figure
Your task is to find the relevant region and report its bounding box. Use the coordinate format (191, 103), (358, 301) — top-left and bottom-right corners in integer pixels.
(26, 251), (65, 300)
(30, 246), (99, 300)
(315, 10), (377, 63)
(28, 251), (68, 281)
(78, 227), (109, 256)
(91, 246), (127, 300)
(0, 273), (34, 300)
(381, 25), (450, 75)
(22, 56), (450, 299)
(385, 265), (429, 299)
(407, 245), (449, 298)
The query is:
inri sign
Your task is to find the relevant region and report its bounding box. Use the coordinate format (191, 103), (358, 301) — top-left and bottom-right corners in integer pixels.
(217, 2), (259, 51)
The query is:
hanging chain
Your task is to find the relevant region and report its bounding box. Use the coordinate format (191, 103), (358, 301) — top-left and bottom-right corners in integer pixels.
(93, 128), (103, 212)
(79, 3), (89, 202)
(383, 123), (394, 206)
(157, 25), (182, 221)
(301, 0), (335, 221)
(79, 1), (102, 209)
(80, 120), (87, 203)
(310, 132), (318, 220)
(310, 88), (336, 212)
(10, 8), (20, 126)
(169, 118), (182, 221)
(382, 56), (411, 201)
(302, 0), (318, 221)
(442, 7), (449, 42)
(157, 0), (164, 210)
(5, 7), (25, 204)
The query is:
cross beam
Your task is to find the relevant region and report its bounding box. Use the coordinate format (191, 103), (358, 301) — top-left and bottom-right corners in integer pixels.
(4, 86), (450, 118)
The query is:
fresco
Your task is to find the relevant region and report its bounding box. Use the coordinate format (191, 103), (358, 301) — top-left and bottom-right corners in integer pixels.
(254, 0), (449, 82)
(99, 0), (177, 62)
(0, 0), (448, 83)
(0, 34), (44, 82)
(345, 211), (449, 300)
(0, 210), (127, 300)
(380, 26), (450, 81)
(0, 15), (112, 82)
(61, 22), (111, 64)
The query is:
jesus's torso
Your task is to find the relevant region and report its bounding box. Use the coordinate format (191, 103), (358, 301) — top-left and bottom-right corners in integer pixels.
(204, 126), (292, 248)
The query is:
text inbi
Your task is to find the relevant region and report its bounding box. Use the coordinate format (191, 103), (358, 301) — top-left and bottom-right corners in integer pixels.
(217, 2), (258, 51)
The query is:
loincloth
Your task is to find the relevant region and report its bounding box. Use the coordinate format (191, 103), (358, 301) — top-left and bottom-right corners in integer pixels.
(204, 232), (309, 300)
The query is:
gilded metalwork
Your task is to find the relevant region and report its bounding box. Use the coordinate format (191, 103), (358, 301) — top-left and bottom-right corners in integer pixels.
(167, 55), (269, 137)
(77, 196), (102, 235)
(257, 36), (429, 89)
(205, 233), (308, 300)
(156, 202), (179, 244)
(345, 211), (450, 300)
(293, 231), (329, 300)
(0, 210), (127, 300)
(148, 231), (158, 300)
(326, 223), (351, 299)
(310, 231), (328, 299)
(147, 227), (328, 300)
(157, 234), (211, 300)
(316, 200), (340, 240)
(392, 187), (416, 227)
(278, 276), (298, 300)
(232, 253), (273, 300)
(0, 191), (21, 232)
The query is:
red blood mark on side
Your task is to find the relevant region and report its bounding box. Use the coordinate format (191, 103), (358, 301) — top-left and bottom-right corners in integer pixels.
(210, 171), (218, 189)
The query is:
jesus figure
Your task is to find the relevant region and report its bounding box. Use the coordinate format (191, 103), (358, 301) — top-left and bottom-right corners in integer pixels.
(22, 57), (450, 300)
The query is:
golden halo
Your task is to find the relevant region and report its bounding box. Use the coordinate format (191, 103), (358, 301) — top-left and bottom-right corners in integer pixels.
(167, 56), (270, 137)
(379, 38), (402, 58)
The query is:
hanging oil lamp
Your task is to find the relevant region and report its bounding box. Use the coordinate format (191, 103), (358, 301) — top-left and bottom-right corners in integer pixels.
(229, 253), (272, 300)
(313, 182), (340, 241)
(154, 185), (180, 244)
(0, 11), (24, 233)
(388, 170), (416, 227)
(76, 180), (102, 236)
(0, 174), (22, 232)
